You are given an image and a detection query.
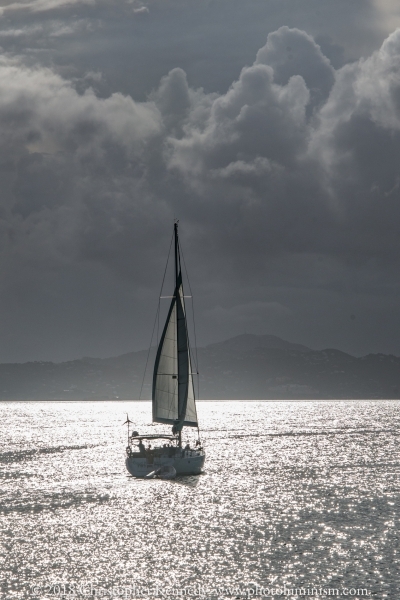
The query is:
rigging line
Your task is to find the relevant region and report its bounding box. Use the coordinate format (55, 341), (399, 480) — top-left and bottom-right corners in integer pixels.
(175, 240), (199, 429)
(179, 240), (200, 403)
(157, 302), (159, 347)
(139, 303), (159, 401)
(158, 231), (175, 343)
(138, 231), (174, 401)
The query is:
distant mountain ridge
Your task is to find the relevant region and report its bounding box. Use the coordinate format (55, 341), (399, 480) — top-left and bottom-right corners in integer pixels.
(1, 334), (399, 400)
(205, 334), (311, 354)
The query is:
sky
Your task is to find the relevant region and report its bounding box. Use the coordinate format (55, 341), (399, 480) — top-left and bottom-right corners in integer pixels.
(1, 0), (400, 361)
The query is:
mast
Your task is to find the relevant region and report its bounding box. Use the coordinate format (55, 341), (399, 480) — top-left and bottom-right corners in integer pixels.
(174, 221), (179, 288)
(152, 222), (198, 435)
(174, 222), (182, 447)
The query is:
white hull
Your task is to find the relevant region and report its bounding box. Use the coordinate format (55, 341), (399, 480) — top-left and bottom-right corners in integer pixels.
(126, 448), (205, 478)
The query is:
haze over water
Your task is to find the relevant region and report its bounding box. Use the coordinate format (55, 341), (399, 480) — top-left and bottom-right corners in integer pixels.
(1, 400), (399, 599)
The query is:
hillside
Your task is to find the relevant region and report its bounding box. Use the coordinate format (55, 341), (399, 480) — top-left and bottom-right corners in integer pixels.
(0, 334), (399, 400)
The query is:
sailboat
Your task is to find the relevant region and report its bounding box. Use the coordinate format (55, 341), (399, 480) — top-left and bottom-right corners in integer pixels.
(125, 222), (206, 478)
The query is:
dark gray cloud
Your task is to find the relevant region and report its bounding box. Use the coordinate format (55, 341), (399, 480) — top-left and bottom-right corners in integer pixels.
(255, 27), (335, 110)
(0, 0), (385, 100)
(0, 2), (400, 361)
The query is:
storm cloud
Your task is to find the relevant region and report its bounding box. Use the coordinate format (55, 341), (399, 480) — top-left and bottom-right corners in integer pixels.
(1, 1), (400, 361)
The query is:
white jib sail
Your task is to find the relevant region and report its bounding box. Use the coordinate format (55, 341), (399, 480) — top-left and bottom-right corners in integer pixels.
(153, 284), (198, 427)
(179, 286), (198, 426)
(153, 299), (179, 423)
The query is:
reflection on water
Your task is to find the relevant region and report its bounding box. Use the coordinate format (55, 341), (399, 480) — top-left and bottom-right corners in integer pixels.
(0, 400), (399, 598)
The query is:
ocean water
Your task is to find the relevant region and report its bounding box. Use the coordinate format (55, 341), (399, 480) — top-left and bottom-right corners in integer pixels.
(0, 400), (399, 600)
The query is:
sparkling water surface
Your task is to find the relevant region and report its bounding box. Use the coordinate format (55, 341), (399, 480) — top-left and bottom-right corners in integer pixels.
(1, 400), (399, 599)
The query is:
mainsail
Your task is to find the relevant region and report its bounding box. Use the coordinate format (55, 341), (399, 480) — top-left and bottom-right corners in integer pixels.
(152, 227), (198, 430)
